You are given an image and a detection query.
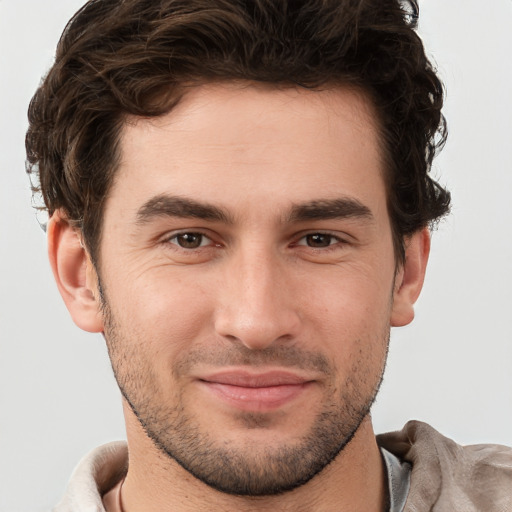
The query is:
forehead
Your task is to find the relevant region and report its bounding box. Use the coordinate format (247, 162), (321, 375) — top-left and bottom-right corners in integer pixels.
(111, 82), (387, 221)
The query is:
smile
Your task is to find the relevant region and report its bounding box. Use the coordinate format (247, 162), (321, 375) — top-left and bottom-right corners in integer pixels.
(198, 370), (315, 412)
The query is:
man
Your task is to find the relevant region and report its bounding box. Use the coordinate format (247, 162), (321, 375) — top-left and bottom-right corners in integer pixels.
(25, 0), (512, 510)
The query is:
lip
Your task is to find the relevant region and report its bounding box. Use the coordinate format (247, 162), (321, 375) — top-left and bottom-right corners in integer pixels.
(197, 370), (314, 412)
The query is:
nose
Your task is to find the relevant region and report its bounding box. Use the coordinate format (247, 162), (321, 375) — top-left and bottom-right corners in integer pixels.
(214, 246), (301, 351)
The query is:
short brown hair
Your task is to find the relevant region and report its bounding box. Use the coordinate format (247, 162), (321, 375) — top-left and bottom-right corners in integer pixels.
(26, 0), (450, 263)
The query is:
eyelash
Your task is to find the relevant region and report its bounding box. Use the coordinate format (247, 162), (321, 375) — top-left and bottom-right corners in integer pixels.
(293, 232), (346, 250)
(163, 231), (348, 252)
(165, 231), (217, 250)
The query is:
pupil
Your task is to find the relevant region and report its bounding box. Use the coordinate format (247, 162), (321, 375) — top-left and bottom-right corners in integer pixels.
(307, 234), (331, 247)
(178, 233), (202, 249)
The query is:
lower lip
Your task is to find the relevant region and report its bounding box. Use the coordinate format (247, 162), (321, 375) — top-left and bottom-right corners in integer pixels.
(200, 381), (311, 412)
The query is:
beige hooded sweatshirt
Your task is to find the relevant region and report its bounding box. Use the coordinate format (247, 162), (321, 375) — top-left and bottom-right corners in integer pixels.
(53, 421), (512, 512)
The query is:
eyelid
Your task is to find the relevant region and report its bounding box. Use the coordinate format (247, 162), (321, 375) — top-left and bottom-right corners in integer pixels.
(170, 233), (211, 248)
(161, 229), (218, 248)
(292, 231), (350, 247)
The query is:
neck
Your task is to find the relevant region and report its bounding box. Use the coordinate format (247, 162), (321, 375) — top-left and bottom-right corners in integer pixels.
(118, 403), (386, 512)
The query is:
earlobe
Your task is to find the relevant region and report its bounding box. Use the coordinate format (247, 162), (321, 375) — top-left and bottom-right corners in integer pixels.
(47, 211), (104, 333)
(390, 228), (430, 327)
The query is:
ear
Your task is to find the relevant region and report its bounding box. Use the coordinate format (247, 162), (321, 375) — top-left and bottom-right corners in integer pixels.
(47, 211), (104, 333)
(391, 228), (430, 327)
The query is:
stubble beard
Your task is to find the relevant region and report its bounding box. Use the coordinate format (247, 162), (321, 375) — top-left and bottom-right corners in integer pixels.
(101, 297), (389, 497)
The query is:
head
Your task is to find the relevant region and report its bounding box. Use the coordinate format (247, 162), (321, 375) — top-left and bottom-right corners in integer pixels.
(27, 0), (449, 265)
(27, 0), (450, 498)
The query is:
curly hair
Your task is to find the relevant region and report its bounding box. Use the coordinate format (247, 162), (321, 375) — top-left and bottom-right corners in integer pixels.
(26, 0), (450, 264)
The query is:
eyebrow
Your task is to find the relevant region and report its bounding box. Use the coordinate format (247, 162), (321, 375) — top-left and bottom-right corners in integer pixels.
(136, 195), (233, 224)
(287, 198), (374, 223)
(135, 194), (373, 226)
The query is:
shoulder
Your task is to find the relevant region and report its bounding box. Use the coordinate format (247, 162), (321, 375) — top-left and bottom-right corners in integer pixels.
(53, 441), (128, 512)
(377, 421), (512, 512)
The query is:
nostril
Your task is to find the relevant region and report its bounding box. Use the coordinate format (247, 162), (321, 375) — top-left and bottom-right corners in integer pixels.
(214, 310), (301, 351)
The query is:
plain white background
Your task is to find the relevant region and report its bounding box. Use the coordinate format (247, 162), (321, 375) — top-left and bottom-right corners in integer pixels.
(1, 1), (511, 510)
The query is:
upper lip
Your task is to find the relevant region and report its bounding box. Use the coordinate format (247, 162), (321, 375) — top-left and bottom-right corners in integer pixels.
(199, 370), (312, 388)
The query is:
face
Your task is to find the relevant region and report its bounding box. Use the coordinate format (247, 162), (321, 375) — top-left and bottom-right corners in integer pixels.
(96, 83), (400, 495)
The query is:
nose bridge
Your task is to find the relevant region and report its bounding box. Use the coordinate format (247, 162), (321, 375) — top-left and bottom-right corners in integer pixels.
(214, 241), (300, 350)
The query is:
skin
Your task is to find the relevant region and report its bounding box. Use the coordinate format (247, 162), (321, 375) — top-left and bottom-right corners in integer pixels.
(48, 82), (429, 511)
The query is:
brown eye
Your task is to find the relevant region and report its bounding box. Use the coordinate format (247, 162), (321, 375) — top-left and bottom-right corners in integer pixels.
(172, 233), (206, 249)
(305, 234), (334, 248)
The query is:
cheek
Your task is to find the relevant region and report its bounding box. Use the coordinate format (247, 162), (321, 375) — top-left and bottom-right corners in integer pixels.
(303, 266), (394, 326)
(301, 269), (393, 364)
(105, 268), (215, 359)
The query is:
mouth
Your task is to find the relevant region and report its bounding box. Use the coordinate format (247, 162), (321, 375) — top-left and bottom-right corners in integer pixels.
(197, 370), (315, 412)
